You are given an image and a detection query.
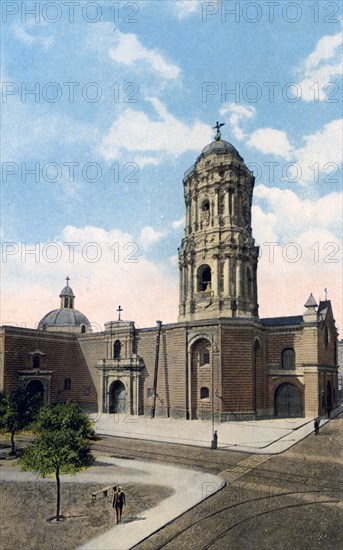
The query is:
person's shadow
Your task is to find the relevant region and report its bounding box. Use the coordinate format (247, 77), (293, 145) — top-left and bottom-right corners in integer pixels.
(121, 516), (146, 524)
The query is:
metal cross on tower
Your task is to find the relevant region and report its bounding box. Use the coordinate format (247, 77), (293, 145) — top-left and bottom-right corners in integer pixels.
(65, 276), (70, 286)
(117, 305), (123, 321)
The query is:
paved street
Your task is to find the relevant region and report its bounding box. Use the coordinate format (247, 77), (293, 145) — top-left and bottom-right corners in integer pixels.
(91, 415), (342, 549)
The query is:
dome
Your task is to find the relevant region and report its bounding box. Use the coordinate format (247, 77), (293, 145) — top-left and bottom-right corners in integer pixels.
(60, 285), (75, 298)
(200, 140), (243, 160)
(38, 308), (91, 331)
(38, 278), (91, 333)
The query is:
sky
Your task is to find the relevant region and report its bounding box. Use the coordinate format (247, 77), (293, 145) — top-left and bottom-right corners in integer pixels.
(1, 0), (342, 333)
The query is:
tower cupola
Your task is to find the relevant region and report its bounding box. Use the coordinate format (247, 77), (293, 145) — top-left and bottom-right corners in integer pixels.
(59, 276), (75, 309)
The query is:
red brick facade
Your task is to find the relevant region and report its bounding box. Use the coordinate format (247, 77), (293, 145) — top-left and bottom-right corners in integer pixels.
(1, 307), (338, 419)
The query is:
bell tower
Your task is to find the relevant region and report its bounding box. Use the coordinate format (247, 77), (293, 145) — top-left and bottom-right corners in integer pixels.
(178, 126), (259, 321)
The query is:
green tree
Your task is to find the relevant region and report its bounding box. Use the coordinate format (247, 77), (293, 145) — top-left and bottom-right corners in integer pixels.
(0, 388), (41, 454)
(21, 402), (94, 521)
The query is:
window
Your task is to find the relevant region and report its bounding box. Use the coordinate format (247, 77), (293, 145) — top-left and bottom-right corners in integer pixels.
(64, 378), (71, 391)
(81, 324), (86, 334)
(113, 340), (121, 359)
(282, 349), (295, 370)
(202, 199), (210, 212)
(64, 298), (68, 308)
(200, 350), (210, 366)
(200, 387), (209, 399)
(32, 355), (40, 369)
(324, 326), (329, 349)
(197, 264), (212, 292)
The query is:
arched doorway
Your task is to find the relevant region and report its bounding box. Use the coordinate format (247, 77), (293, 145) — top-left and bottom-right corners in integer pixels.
(275, 383), (301, 418)
(26, 379), (44, 402)
(109, 380), (126, 414)
(326, 381), (332, 414)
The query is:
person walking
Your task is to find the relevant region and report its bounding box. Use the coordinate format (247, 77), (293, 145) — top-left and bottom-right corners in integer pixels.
(112, 485), (126, 524)
(314, 418), (320, 435)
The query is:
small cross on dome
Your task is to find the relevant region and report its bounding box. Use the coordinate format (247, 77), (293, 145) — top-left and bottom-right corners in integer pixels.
(117, 305), (123, 321)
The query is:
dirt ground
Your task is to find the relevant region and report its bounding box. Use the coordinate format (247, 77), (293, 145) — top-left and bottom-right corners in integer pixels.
(1, 476), (173, 550)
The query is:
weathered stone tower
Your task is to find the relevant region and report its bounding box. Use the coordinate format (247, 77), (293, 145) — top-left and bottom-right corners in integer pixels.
(178, 130), (259, 321)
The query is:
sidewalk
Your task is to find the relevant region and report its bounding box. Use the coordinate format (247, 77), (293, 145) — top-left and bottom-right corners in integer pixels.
(78, 456), (224, 550)
(91, 405), (342, 455)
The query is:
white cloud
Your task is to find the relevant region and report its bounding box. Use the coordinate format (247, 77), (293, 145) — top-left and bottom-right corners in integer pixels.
(254, 185), (342, 240)
(295, 118), (343, 183)
(1, 225), (178, 330)
(134, 156), (161, 168)
(108, 32), (181, 80)
(99, 97), (212, 160)
(169, 255), (179, 266)
(172, 216), (185, 229)
(13, 24), (54, 49)
(252, 186), (342, 330)
(138, 226), (166, 249)
(219, 104), (255, 140)
(295, 26), (343, 101)
(220, 102), (342, 185)
(173, 0), (199, 19)
(248, 128), (293, 160)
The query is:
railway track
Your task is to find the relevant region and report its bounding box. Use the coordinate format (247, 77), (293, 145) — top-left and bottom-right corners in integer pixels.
(91, 438), (343, 493)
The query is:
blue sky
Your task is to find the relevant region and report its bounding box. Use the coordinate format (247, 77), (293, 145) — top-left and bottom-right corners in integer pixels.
(1, 0), (342, 330)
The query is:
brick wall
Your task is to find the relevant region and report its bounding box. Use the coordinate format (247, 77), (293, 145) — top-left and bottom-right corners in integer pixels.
(221, 324), (255, 415)
(138, 326), (187, 417)
(1, 327), (97, 408)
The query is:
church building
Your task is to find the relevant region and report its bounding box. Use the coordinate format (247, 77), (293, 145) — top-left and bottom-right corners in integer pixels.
(0, 131), (339, 420)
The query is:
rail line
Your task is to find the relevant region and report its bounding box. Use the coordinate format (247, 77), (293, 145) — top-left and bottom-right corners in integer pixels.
(91, 439), (343, 491)
(140, 491), (339, 550)
(201, 499), (340, 549)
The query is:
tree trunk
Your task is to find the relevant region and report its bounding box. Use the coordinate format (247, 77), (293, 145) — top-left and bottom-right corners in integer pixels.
(10, 431), (15, 454)
(56, 465), (61, 520)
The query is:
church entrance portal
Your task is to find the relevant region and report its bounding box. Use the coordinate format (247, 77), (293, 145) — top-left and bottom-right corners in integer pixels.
(26, 379), (44, 401)
(275, 383), (301, 418)
(109, 380), (127, 414)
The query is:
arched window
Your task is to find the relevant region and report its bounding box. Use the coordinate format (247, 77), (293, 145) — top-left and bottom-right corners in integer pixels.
(200, 387), (209, 399)
(42, 324), (47, 331)
(197, 264), (212, 292)
(64, 297), (69, 308)
(324, 326), (329, 349)
(202, 199), (210, 212)
(113, 339), (121, 360)
(32, 355), (40, 369)
(282, 348), (295, 370)
(64, 378), (71, 391)
(81, 324), (86, 334)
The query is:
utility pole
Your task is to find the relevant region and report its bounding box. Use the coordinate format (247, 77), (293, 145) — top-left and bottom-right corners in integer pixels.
(151, 320), (162, 418)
